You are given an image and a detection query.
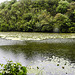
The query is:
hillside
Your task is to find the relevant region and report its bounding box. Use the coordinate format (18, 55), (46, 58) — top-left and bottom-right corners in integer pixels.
(0, 0), (75, 32)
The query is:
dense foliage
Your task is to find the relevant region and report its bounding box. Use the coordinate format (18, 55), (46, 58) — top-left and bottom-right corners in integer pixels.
(0, 61), (27, 75)
(0, 0), (75, 32)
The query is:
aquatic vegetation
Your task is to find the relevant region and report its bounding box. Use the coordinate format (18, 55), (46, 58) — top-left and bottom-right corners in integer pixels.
(0, 32), (75, 41)
(0, 61), (43, 75)
(0, 32), (75, 75)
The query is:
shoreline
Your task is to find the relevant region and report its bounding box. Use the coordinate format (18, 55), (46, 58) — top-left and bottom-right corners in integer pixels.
(0, 32), (75, 41)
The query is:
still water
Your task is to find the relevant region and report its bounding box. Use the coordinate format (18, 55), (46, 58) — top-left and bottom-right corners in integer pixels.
(0, 32), (75, 75)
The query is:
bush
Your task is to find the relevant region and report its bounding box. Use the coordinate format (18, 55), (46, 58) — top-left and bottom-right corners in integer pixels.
(0, 61), (27, 75)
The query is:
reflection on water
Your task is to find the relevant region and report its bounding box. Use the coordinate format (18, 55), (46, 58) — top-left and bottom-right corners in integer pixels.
(0, 38), (75, 75)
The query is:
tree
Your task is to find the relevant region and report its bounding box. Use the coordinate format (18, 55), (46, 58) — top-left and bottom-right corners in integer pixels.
(0, 0), (74, 32)
(69, 10), (75, 22)
(56, 0), (69, 14)
(54, 13), (71, 33)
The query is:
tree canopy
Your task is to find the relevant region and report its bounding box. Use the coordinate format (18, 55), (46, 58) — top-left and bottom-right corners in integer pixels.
(0, 0), (75, 32)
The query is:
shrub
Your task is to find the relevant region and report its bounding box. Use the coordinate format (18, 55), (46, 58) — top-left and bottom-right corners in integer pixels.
(0, 61), (27, 75)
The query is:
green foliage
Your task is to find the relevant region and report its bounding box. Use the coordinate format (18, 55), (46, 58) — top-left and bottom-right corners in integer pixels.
(54, 13), (71, 32)
(0, 3), (5, 9)
(0, 61), (27, 75)
(41, 24), (53, 32)
(69, 27), (75, 33)
(0, 0), (75, 33)
(56, 0), (69, 14)
(69, 10), (75, 22)
(23, 13), (32, 22)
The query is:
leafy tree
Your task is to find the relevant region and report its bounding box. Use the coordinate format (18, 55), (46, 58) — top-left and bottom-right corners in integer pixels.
(66, 2), (75, 16)
(46, 0), (59, 16)
(69, 10), (75, 22)
(0, 0), (74, 32)
(54, 13), (71, 33)
(56, 0), (69, 14)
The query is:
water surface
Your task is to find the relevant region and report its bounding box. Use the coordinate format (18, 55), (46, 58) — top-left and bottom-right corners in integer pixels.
(0, 32), (75, 75)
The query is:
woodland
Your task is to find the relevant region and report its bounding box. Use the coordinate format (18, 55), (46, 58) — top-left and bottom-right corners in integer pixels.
(0, 0), (75, 32)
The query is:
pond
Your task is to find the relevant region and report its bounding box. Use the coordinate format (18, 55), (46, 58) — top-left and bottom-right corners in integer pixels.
(0, 32), (75, 75)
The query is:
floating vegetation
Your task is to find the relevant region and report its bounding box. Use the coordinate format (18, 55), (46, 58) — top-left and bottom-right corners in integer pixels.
(57, 64), (59, 66)
(0, 32), (75, 41)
